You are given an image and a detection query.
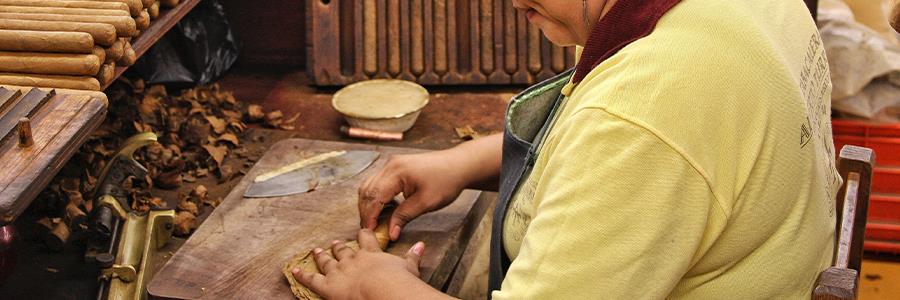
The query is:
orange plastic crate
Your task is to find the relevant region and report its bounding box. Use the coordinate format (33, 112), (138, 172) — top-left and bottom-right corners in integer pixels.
(832, 119), (900, 254)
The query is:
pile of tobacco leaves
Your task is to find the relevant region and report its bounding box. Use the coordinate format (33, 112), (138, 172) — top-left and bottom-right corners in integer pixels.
(30, 79), (295, 247)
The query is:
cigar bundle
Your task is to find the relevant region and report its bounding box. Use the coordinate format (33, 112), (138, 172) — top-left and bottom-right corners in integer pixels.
(0, 0), (181, 90)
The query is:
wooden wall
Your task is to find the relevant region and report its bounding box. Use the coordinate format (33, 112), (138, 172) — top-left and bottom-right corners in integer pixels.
(220, 0), (307, 68)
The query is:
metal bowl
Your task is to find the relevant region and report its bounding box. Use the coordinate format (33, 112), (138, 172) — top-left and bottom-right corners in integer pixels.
(332, 80), (429, 133)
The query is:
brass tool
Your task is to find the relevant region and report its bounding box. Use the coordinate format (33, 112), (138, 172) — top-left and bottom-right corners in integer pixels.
(90, 132), (176, 300)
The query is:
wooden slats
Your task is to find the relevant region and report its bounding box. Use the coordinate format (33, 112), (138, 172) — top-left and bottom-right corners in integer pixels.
(0, 87), (54, 144)
(0, 88), (107, 225)
(307, 0), (576, 86)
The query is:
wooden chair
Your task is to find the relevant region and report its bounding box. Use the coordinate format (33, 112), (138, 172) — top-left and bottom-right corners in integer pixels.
(813, 145), (875, 300)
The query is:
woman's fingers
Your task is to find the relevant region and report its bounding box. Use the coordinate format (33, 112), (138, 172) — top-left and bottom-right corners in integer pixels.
(404, 241), (425, 276)
(358, 170), (403, 229)
(313, 248), (337, 274)
(332, 240), (354, 260)
(292, 268), (328, 295)
(357, 228), (382, 251)
(388, 194), (430, 241)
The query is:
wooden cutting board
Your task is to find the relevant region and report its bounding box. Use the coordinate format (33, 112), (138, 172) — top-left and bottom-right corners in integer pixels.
(148, 139), (491, 299)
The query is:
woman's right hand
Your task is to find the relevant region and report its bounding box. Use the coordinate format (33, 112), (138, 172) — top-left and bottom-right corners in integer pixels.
(358, 134), (503, 241)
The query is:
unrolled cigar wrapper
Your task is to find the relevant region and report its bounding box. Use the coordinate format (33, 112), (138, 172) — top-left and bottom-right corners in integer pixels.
(0, 12), (138, 37)
(0, 29), (94, 53)
(0, 73), (101, 90)
(0, 51), (101, 76)
(0, 5), (130, 17)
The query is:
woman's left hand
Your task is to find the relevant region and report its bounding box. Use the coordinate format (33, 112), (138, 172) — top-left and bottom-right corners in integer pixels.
(291, 229), (427, 300)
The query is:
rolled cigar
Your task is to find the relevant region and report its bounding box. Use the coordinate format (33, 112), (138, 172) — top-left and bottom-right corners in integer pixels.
(0, 51), (101, 76)
(117, 40), (135, 66)
(1, 84), (107, 101)
(135, 9), (149, 30)
(104, 38), (124, 62)
(340, 126), (403, 141)
(0, 19), (115, 46)
(95, 62), (114, 85)
(160, 0), (178, 8)
(148, 1), (158, 19)
(0, 73), (101, 90)
(92, 0), (143, 17)
(0, 0), (129, 13)
(91, 46), (105, 64)
(0, 6), (130, 17)
(0, 12), (137, 37)
(0, 29), (94, 53)
(17, 117), (32, 148)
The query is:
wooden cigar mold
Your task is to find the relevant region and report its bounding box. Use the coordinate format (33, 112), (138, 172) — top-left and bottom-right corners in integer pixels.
(307, 0), (575, 86)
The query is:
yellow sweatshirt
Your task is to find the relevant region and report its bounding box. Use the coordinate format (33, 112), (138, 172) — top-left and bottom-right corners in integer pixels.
(496, 0), (839, 299)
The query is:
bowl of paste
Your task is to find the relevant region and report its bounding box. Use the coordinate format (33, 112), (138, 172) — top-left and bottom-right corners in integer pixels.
(332, 79), (429, 133)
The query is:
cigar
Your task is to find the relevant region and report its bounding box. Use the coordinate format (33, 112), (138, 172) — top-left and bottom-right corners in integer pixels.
(340, 126), (403, 141)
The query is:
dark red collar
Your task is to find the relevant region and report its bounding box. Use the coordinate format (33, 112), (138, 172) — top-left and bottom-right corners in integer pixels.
(572, 0), (683, 84)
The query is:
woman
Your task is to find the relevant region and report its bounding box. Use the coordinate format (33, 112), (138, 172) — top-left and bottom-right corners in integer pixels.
(292, 0), (839, 298)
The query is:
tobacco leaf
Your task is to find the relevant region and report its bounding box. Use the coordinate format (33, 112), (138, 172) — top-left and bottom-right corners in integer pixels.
(217, 133), (240, 146)
(203, 144), (228, 167)
(205, 115), (227, 134)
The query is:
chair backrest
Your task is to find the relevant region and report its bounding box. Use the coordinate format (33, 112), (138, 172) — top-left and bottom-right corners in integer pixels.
(812, 145), (875, 300)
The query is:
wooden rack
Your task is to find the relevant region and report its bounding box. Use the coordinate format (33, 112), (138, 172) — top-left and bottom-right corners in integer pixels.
(0, 0), (201, 225)
(104, 0), (201, 90)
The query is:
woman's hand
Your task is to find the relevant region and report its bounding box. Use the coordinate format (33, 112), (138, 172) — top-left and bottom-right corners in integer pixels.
(292, 229), (449, 300)
(358, 134), (502, 241)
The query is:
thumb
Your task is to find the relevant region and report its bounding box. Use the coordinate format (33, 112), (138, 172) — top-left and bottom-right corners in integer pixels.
(389, 195), (429, 241)
(405, 241), (425, 276)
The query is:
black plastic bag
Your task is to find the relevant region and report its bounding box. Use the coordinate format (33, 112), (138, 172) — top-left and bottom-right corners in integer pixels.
(130, 0), (241, 85)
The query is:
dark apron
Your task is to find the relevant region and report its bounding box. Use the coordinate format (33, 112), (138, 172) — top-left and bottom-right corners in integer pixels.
(488, 69), (574, 295)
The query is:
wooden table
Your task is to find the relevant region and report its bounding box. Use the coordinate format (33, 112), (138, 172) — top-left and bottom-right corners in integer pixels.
(148, 139), (492, 299)
(0, 86), (107, 225)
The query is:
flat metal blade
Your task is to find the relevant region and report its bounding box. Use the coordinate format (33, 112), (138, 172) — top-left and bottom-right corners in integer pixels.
(243, 150), (380, 198)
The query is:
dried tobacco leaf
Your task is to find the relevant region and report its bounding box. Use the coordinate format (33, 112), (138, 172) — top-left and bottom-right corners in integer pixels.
(247, 104), (265, 122)
(202, 145), (228, 167)
(217, 133), (239, 146)
(205, 115), (227, 134)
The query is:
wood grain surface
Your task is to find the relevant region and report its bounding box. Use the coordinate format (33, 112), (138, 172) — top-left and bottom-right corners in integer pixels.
(0, 91), (106, 224)
(148, 139), (491, 299)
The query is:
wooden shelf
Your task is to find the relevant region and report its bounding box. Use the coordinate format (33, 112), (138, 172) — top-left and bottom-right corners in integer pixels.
(0, 87), (108, 225)
(103, 0), (202, 90)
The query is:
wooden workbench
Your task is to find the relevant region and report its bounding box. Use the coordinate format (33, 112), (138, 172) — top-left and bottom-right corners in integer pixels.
(148, 139), (493, 299)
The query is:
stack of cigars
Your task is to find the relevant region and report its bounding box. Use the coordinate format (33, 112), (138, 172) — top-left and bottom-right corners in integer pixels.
(0, 0), (181, 91)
